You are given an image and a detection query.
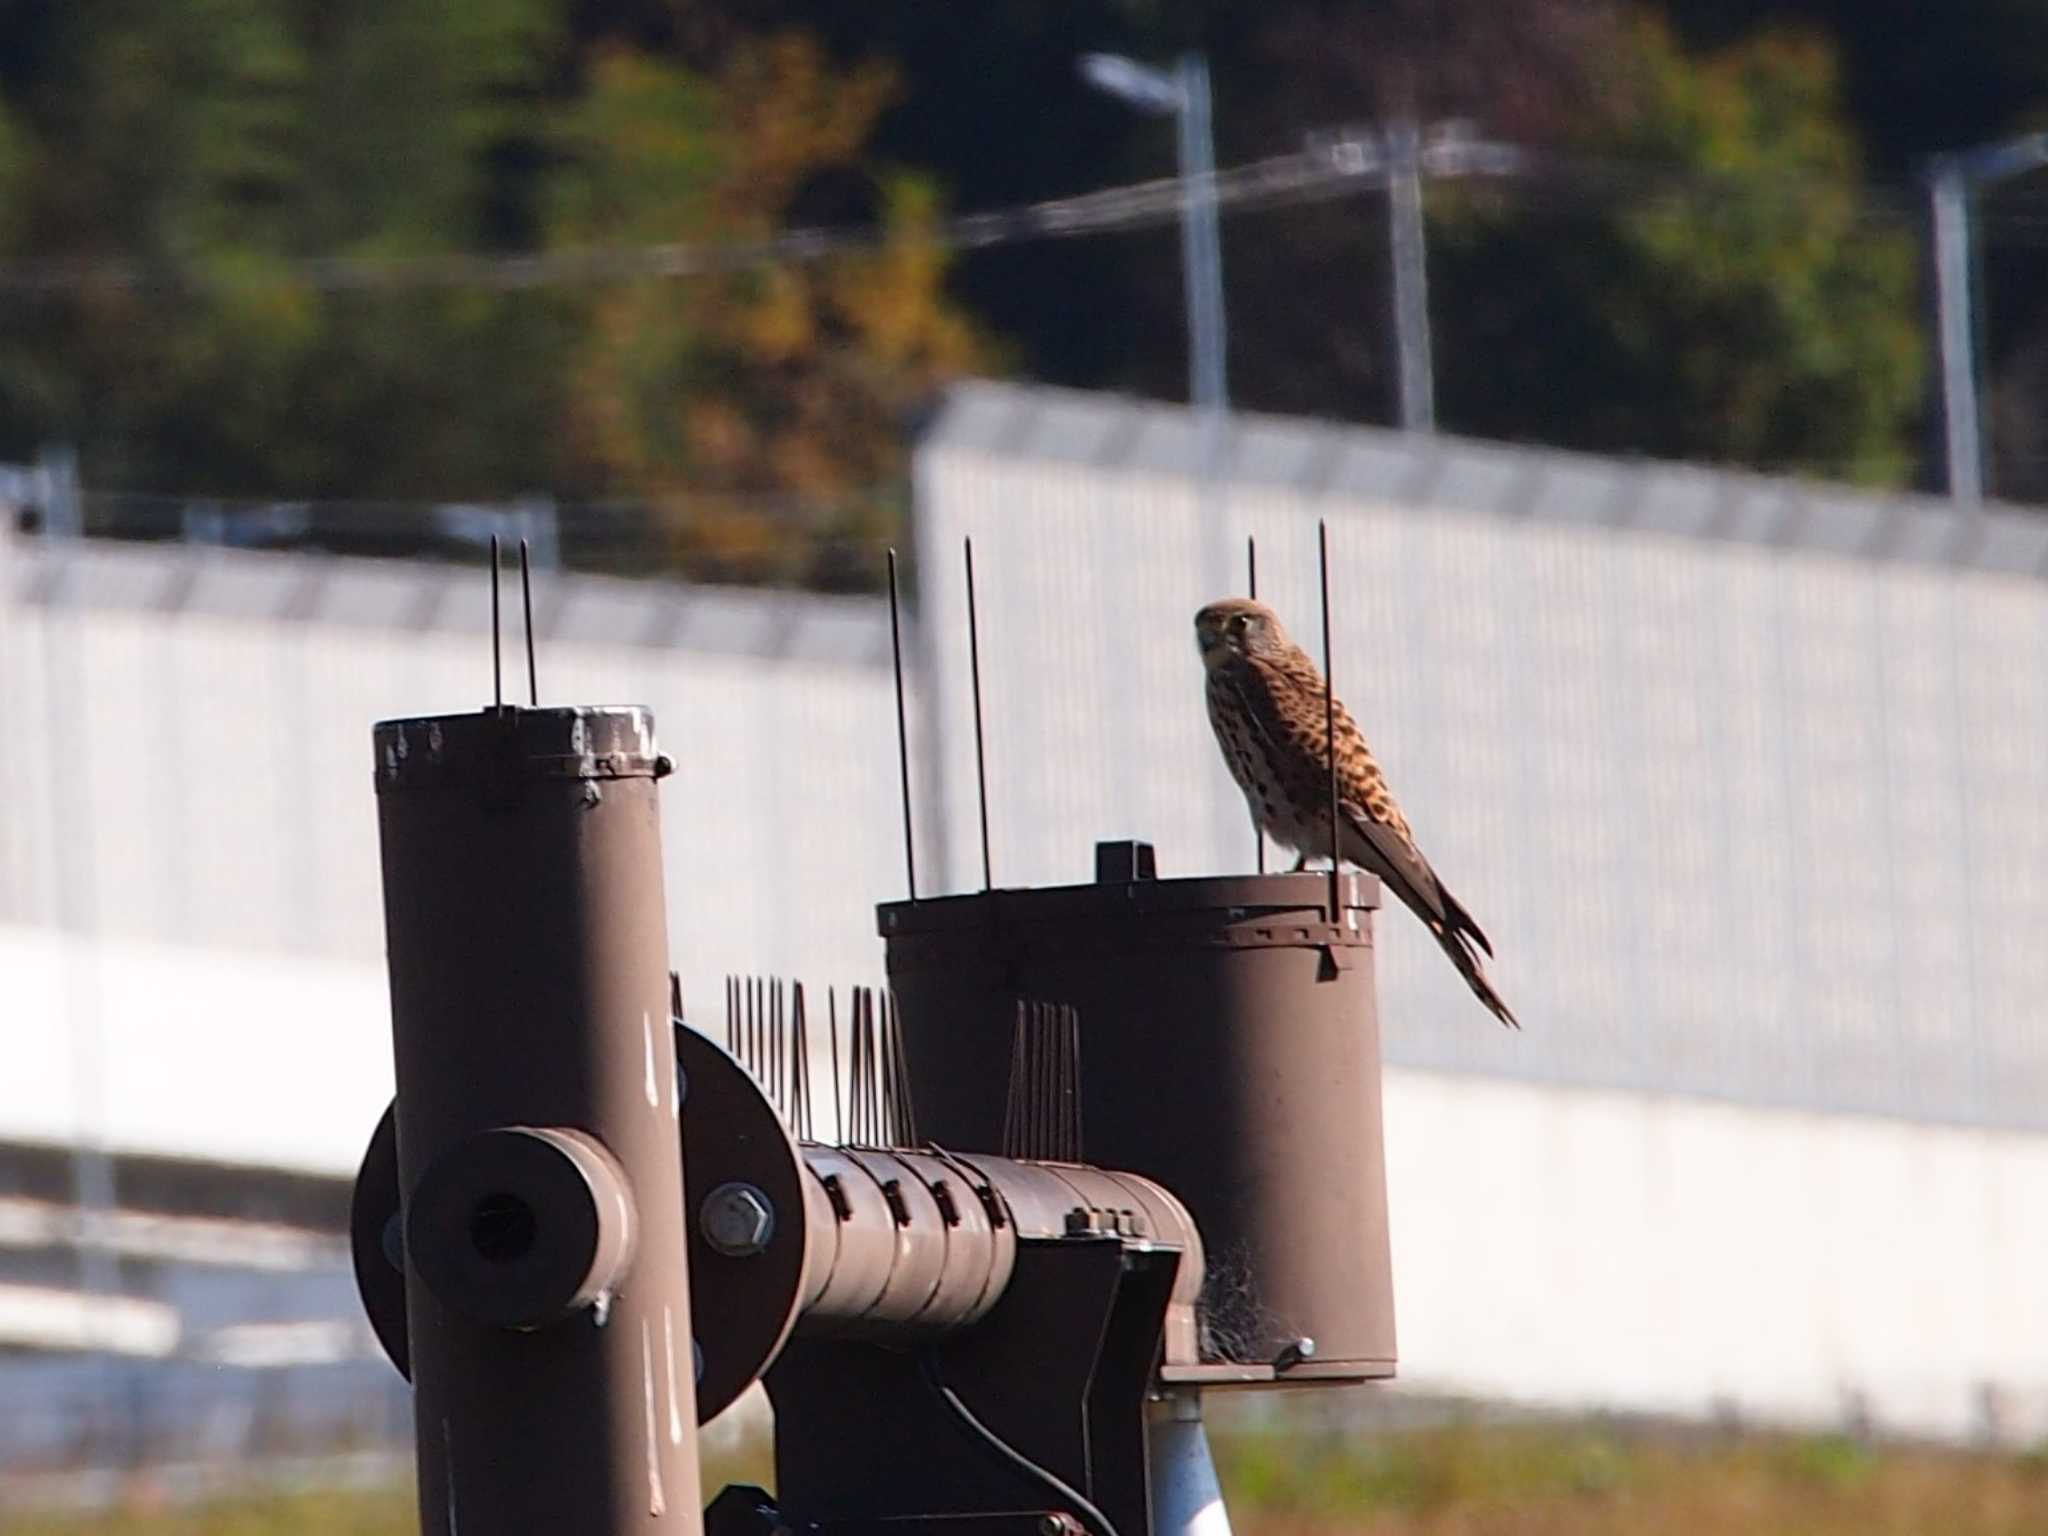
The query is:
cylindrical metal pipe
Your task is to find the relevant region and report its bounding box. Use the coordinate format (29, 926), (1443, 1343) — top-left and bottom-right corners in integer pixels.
(375, 706), (701, 1535)
(879, 855), (1395, 1378)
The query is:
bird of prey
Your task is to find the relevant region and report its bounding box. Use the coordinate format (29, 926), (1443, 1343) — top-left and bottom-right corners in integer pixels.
(1195, 597), (1518, 1029)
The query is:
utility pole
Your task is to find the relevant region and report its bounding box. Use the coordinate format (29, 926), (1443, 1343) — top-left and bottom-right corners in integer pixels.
(1173, 55), (1228, 483)
(1310, 122), (1520, 437)
(1385, 119), (1434, 433)
(1924, 132), (2048, 506)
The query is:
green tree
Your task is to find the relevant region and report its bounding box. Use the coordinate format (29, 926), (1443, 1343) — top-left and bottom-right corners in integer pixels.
(546, 31), (988, 585)
(0, 0), (572, 502)
(1432, 15), (1923, 481)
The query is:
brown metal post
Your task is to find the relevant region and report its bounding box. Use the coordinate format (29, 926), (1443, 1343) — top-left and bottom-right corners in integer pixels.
(374, 705), (702, 1535)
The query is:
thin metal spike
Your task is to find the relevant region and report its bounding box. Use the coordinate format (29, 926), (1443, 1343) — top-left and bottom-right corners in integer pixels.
(965, 538), (992, 892)
(887, 550), (918, 902)
(1064, 1003), (1081, 1163)
(792, 983), (810, 1141)
(849, 990), (861, 1144)
(789, 982), (801, 1139)
(1046, 1004), (1058, 1160)
(489, 534), (503, 710)
(850, 990), (865, 1145)
(861, 990), (875, 1145)
(865, 991), (878, 1145)
(1038, 1002), (1052, 1161)
(1027, 1003), (1039, 1160)
(879, 994), (894, 1144)
(1064, 1007), (1075, 1161)
(866, 992), (880, 1145)
(1070, 1005), (1084, 1161)
(519, 537), (538, 706)
(1014, 1001), (1028, 1159)
(877, 994), (887, 1142)
(1248, 534), (1265, 875)
(1003, 1001), (1022, 1158)
(1320, 520), (1341, 925)
(886, 990), (914, 1147)
(899, 995), (916, 1145)
(893, 996), (909, 1144)
(829, 988), (843, 1145)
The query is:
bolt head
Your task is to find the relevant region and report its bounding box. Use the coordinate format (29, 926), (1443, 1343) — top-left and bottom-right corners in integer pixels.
(701, 1182), (775, 1256)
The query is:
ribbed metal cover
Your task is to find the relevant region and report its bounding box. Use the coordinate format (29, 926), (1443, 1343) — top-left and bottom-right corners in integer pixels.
(373, 705), (667, 792)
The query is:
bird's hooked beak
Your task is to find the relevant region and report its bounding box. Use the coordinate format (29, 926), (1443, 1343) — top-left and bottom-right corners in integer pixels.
(1195, 621), (1229, 670)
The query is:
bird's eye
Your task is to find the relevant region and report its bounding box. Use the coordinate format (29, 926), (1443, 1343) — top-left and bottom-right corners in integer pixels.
(1229, 615), (1248, 634)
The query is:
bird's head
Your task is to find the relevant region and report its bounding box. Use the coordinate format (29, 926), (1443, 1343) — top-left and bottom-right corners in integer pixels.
(1194, 598), (1287, 670)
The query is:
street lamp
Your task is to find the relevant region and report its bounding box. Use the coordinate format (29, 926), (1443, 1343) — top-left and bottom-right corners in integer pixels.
(1079, 52), (1227, 487)
(1925, 131), (2048, 505)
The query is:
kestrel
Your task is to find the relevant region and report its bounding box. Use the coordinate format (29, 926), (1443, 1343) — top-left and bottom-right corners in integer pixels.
(1195, 597), (1518, 1029)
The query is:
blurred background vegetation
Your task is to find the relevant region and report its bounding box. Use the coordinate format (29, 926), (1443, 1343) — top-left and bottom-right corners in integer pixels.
(0, 0), (2044, 586)
(5, 1419), (2046, 1535)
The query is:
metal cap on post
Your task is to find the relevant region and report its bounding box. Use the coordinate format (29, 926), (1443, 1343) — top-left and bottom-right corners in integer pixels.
(374, 705), (701, 1534)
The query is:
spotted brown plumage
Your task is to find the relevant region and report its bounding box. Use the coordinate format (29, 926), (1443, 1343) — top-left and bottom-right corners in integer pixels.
(1195, 596), (1519, 1029)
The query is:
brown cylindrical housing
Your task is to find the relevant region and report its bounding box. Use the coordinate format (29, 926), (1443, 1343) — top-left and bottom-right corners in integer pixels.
(668, 1020), (1204, 1413)
(878, 850), (1396, 1379)
(375, 706), (701, 1535)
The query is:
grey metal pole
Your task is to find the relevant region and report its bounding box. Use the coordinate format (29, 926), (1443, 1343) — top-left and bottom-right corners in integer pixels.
(1930, 163), (1981, 505)
(1387, 120), (1435, 433)
(1923, 132), (2048, 505)
(1176, 54), (1228, 476)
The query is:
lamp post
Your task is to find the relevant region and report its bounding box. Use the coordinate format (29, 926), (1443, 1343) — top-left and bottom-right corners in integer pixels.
(1925, 131), (2048, 505)
(1081, 50), (1232, 853)
(1079, 52), (1228, 491)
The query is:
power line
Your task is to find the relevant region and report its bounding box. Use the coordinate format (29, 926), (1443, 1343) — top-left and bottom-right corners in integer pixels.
(0, 132), (1971, 298)
(0, 146), (1410, 297)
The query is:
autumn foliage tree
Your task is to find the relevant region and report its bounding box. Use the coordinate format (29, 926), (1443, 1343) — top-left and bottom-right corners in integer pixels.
(548, 33), (986, 585)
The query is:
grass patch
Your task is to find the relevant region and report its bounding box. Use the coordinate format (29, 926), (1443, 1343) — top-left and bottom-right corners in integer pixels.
(1209, 1418), (2048, 1535)
(5, 1422), (2046, 1534)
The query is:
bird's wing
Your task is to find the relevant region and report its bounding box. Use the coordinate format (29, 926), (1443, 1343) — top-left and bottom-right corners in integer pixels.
(1237, 649), (1453, 930)
(1204, 670), (1268, 804)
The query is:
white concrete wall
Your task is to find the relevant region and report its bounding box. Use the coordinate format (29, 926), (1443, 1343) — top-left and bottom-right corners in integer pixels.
(8, 909), (2039, 1445)
(1385, 1070), (2048, 1443)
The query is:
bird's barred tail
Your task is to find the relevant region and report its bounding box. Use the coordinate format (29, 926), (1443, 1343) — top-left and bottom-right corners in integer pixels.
(1434, 922), (1520, 1030)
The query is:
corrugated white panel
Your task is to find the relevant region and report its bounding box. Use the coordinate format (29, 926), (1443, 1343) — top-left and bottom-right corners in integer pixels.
(915, 392), (2048, 1131)
(0, 547), (906, 1071)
